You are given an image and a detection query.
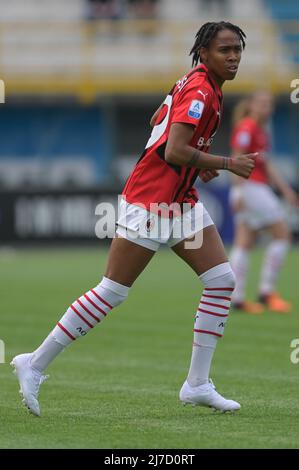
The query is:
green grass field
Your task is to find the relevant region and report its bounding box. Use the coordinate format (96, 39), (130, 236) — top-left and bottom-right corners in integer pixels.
(1, 246), (299, 449)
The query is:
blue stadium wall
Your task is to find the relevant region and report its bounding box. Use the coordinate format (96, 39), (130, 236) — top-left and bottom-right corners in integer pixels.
(0, 101), (298, 244)
(0, 100), (297, 176)
(0, 104), (114, 184)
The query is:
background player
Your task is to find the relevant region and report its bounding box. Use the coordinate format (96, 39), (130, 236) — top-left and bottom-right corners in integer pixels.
(229, 91), (299, 314)
(11, 21), (256, 416)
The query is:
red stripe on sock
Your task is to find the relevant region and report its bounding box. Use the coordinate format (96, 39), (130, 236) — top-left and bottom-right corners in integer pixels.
(197, 307), (228, 317)
(71, 305), (93, 328)
(200, 300), (229, 310)
(204, 287), (234, 291)
(202, 293), (231, 301)
(194, 328), (223, 338)
(77, 299), (100, 322)
(84, 294), (107, 316)
(91, 289), (112, 310)
(57, 322), (76, 340)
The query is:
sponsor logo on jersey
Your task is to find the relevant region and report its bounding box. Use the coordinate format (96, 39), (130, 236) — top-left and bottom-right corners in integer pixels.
(188, 100), (204, 119)
(197, 136), (214, 147)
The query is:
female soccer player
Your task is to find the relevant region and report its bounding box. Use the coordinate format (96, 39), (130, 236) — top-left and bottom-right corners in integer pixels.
(230, 91), (298, 313)
(11, 21), (256, 416)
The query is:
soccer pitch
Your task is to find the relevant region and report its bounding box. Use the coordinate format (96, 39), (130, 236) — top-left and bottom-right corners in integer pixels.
(1, 246), (299, 449)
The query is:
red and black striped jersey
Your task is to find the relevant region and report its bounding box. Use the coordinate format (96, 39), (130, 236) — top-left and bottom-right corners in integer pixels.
(122, 63), (223, 212)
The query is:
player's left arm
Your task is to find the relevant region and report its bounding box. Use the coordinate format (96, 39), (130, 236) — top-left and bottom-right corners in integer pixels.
(265, 159), (299, 206)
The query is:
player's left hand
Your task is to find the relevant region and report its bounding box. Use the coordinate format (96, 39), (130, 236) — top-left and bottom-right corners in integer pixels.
(199, 169), (219, 183)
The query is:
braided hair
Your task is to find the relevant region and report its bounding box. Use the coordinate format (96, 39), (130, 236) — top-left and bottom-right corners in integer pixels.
(190, 21), (246, 67)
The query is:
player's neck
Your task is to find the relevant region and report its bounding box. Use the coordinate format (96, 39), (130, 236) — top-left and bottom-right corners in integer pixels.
(206, 70), (224, 89)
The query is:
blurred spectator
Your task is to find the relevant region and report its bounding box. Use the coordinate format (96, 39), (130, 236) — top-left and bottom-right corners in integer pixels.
(200, 0), (230, 16)
(128, 0), (158, 20)
(87, 0), (125, 20)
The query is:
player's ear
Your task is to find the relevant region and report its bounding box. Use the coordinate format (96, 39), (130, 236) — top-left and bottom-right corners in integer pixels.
(199, 47), (207, 64)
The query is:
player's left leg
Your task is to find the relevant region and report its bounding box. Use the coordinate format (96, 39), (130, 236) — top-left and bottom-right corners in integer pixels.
(171, 224), (240, 412)
(258, 219), (292, 312)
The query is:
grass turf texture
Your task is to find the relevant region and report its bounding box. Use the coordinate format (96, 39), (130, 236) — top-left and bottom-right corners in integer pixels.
(1, 246), (299, 449)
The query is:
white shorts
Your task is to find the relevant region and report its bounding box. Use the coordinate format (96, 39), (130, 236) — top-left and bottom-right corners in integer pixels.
(229, 181), (285, 230)
(116, 198), (214, 252)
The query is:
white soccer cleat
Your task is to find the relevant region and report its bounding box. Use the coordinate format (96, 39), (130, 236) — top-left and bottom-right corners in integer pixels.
(179, 379), (241, 412)
(10, 353), (49, 417)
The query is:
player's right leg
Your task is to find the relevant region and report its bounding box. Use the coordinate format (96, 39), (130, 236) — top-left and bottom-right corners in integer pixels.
(230, 222), (263, 314)
(258, 219), (292, 312)
(11, 236), (156, 416)
(233, 182), (291, 312)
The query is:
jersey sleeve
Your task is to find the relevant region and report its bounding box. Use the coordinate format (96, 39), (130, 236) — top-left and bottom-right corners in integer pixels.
(171, 82), (210, 127)
(231, 124), (253, 153)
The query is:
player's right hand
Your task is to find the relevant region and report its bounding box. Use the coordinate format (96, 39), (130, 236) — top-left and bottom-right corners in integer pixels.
(229, 153), (258, 178)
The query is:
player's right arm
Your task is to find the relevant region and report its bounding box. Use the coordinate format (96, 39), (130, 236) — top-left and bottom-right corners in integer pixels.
(229, 125), (254, 212)
(231, 125), (252, 183)
(228, 150), (247, 212)
(150, 104), (163, 127)
(165, 122), (257, 178)
(265, 159), (299, 206)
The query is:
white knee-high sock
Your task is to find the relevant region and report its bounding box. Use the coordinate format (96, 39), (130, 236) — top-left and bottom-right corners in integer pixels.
(230, 247), (249, 304)
(259, 240), (290, 295)
(187, 262), (235, 387)
(30, 277), (129, 372)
